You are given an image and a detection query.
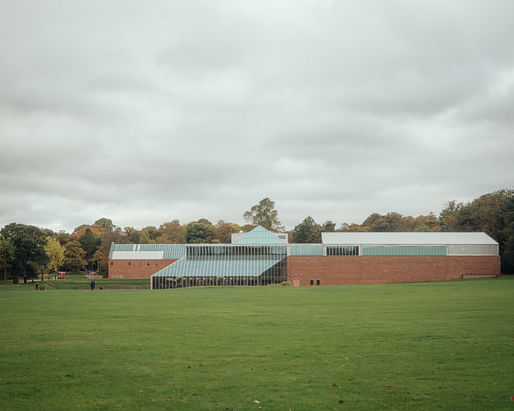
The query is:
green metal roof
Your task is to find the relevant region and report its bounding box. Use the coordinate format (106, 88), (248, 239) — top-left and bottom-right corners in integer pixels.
(152, 256), (284, 277)
(362, 245), (446, 256)
(235, 226), (286, 245)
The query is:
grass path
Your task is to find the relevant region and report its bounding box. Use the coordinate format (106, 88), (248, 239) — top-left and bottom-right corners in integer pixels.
(1, 277), (513, 409)
(0, 274), (149, 290)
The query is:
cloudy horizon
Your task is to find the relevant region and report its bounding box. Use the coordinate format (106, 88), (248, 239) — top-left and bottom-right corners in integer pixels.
(1, 1), (513, 233)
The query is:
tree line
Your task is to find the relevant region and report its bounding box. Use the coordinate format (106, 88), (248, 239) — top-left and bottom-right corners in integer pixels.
(1, 190), (513, 282)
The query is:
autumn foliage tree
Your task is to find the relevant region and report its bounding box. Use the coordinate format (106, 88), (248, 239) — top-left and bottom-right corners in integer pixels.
(216, 220), (241, 244)
(158, 220), (186, 243)
(44, 237), (65, 276)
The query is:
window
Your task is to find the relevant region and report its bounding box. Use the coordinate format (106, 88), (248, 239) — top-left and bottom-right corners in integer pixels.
(155, 262), (159, 265)
(310, 280), (314, 285)
(128, 262), (131, 266)
(110, 262), (113, 266)
(316, 280), (320, 285)
(326, 246), (359, 256)
(147, 262), (150, 266)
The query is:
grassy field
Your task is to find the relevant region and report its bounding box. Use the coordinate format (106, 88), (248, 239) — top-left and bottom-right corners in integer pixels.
(1, 277), (513, 410)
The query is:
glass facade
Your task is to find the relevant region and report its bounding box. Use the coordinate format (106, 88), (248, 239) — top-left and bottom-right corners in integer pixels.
(152, 245), (288, 289)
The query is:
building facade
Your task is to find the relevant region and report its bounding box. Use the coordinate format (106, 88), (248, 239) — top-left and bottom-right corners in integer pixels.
(107, 226), (500, 288)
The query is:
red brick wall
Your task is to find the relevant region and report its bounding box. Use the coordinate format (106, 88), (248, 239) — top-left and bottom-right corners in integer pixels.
(109, 255), (501, 283)
(288, 256), (501, 286)
(108, 259), (177, 278)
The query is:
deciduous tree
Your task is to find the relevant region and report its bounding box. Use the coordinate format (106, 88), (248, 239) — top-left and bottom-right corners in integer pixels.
(186, 220), (217, 244)
(94, 218), (114, 232)
(140, 226), (161, 244)
(451, 189), (514, 272)
(158, 220), (186, 243)
(292, 216), (321, 243)
(216, 220), (241, 244)
(439, 200), (463, 231)
(63, 240), (86, 272)
(92, 248), (107, 275)
(243, 198), (283, 231)
(320, 220), (336, 232)
(0, 235), (14, 281)
(78, 228), (101, 262)
(124, 227), (140, 243)
(44, 237), (65, 275)
(0, 223), (49, 283)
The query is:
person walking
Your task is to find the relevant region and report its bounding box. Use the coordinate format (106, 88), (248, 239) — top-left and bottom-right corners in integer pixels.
(90, 279), (95, 290)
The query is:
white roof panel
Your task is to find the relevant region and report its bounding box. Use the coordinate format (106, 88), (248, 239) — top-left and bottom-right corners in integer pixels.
(321, 232), (498, 245)
(111, 250), (164, 260)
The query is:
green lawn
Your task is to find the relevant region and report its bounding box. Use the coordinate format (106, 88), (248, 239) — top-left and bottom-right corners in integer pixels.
(1, 277), (513, 410)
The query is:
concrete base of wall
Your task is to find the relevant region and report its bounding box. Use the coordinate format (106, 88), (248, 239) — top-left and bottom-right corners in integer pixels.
(287, 256), (501, 286)
(461, 274), (499, 279)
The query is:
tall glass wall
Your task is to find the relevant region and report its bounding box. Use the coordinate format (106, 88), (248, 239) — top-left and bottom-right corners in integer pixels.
(152, 245), (288, 289)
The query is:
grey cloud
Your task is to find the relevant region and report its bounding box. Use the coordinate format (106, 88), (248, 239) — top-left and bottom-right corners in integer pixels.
(0, 0), (513, 232)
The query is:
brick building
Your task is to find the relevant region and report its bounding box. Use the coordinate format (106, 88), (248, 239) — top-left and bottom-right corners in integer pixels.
(107, 226), (500, 288)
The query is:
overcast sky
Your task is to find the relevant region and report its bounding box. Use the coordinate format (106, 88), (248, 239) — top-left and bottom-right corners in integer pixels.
(0, 1), (513, 232)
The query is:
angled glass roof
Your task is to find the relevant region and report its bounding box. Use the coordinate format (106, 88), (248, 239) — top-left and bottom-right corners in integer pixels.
(152, 256), (284, 277)
(235, 226), (286, 245)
